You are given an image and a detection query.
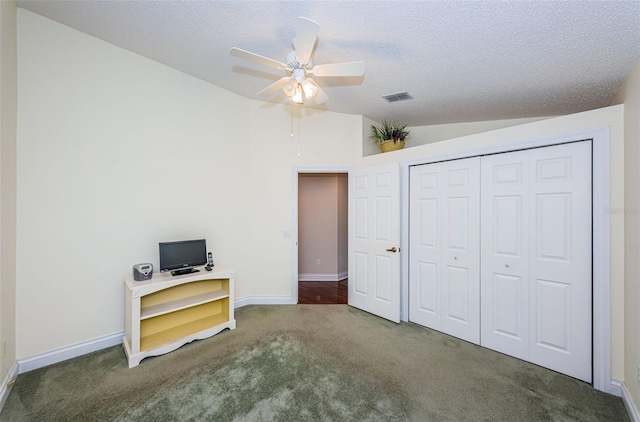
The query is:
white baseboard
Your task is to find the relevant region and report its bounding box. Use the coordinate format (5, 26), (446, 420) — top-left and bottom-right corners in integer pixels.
(298, 272), (348, 282)
(17, 331), (124, 374)
(610, 379), (623, 397)
(617, 380), (640, 422)
(0, 361), (19, 411)
(234, 296), (296, 308)
(14, 296), (298, 374)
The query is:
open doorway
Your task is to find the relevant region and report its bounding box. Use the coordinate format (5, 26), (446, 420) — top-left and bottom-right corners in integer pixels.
(297, 173), (348, 304)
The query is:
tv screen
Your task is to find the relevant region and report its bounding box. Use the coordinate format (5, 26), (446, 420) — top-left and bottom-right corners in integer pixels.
(159, 239), (207, 274)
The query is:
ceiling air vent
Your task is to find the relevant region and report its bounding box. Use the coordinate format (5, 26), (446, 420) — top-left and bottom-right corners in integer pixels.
(382, 92), (413, 102)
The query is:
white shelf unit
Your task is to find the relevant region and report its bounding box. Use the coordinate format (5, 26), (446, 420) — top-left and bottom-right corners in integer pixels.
(123, 266), (235, 368)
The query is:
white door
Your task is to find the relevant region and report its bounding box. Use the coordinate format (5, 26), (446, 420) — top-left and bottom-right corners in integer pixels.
(409, 157), (481, 343)
(349, 164), (401, 323)
(479, 150), (531, 359)
(481, 141), (592, 382)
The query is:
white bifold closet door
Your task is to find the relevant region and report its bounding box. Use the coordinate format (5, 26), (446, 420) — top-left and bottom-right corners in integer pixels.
(408, 141), (592, 382)
(409, 157), (481, 344)
(481, 141), (592, 382)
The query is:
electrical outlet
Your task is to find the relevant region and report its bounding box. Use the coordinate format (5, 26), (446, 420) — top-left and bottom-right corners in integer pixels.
(637, 365), (640, 384)
(316, 259), (321, 266)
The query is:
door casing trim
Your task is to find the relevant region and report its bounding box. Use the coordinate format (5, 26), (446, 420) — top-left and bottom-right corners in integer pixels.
(292, 167), (352, 303)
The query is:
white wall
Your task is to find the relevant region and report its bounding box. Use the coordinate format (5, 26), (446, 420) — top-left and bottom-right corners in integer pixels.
(358, 105), (625, 383)
(0, 0), (17, 383)
(16, 10), (361, 358)
(614, 57), (640, 411)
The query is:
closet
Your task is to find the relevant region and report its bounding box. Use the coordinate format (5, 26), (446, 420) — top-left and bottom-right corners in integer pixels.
(409, 141), (592, 382)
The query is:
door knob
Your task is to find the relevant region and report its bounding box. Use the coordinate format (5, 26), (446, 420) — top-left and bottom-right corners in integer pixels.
(386, 247), (398, 253)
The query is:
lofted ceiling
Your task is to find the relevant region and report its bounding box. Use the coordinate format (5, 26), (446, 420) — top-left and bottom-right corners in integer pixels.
(17, 0), (640, 127)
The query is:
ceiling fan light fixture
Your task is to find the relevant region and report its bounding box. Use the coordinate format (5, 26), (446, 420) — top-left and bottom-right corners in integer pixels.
(291, 84), (304, 104)
(283, 78), (298, 96)
(301, 79), (318, 99)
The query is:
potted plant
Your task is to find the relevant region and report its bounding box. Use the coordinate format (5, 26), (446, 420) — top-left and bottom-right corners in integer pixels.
(369, 121), (410, 152)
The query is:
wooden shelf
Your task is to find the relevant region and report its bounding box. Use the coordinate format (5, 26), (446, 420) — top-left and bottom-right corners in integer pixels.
(123, 268), (235, 368)
(140, 289), (228, 320)
(140, 313), (228, 351)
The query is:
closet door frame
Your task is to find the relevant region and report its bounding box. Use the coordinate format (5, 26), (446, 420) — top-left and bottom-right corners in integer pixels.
(400, 126), (611, 394)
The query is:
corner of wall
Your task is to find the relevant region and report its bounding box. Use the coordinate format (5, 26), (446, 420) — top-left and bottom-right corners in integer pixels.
(620, 56), (640, 420)
(0, 0), (18, 393)
(0, 361), (18, 411)
(362, 115), (378, 157)
(621, 380), (640, 422)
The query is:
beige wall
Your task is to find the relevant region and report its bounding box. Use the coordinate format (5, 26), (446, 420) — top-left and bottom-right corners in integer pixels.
(614, 57), (640, 410)
(362, 115), (378, 157)
(0, 0), (17, 384)
(298, 174), (347, 279)
(406, 116), (553, 147)
(16, 10), (360, 358)
(363, 116), (553, 157)
(359, 105), (626, 383)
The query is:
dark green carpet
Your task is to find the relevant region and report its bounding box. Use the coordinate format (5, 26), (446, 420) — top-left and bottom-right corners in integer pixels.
(0, 305), (630, 421)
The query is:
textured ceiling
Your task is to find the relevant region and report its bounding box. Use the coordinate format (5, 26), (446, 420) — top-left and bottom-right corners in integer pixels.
(17, 0), (640, 126)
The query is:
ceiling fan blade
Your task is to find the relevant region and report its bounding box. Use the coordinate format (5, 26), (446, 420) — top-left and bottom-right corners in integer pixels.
(295, 17), (319, 64)
(311, 61), (366, 77)
(313, 86), (329, 104)
(257, 77), (292, 97)
(230, 47), (286, 69)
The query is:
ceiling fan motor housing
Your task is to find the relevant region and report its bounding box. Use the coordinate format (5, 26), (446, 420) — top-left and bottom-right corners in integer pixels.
(287, 51), (312, 73)
(292, 68), (306, 83)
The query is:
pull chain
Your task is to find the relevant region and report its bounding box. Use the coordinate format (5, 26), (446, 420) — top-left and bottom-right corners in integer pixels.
(290, 103), (294, 138)
(290, 104), (301, 156)
(297, 107), (301, 156)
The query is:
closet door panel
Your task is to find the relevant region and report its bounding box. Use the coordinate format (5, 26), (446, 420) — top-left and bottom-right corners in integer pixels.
(441, 159), (480, 344)
(480, 141), (592, 382)
(480, 152), (530, 359)
(409, 158), (480, 344)
(409, 165), (443, 329)
(528, 142), (592, 382)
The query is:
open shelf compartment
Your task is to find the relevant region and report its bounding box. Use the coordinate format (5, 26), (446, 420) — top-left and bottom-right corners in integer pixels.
(140, 289), (228, 320)
(140, 298), (230, 351)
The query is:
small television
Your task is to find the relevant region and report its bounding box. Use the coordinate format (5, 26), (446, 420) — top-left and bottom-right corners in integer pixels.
(159, 239), (207, 276)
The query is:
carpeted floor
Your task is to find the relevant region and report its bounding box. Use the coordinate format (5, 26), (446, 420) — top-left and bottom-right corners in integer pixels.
(0, 305), (630, 421)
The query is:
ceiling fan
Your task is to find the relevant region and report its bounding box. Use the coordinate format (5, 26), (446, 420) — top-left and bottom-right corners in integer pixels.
(230, 17), (365, 105)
